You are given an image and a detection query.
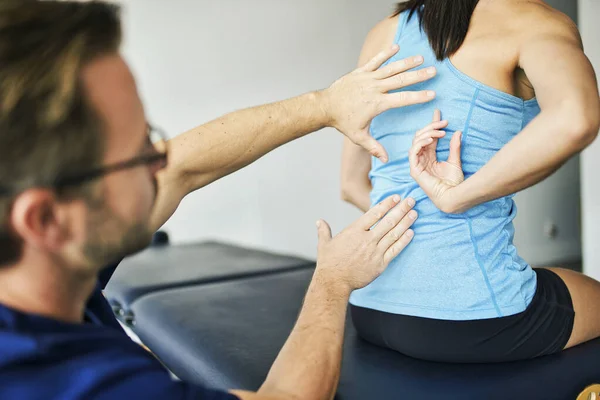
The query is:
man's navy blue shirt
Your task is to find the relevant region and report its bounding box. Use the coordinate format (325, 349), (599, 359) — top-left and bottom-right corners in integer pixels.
(0, 261), (238, 400)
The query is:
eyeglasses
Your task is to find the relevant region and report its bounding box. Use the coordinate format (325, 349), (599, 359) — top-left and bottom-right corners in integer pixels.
(0, 124), (169, 196)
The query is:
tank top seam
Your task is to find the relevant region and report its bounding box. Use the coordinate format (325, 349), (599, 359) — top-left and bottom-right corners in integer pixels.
(462, 87), (479, 142)
(462, 87), (502, 318)
(443, 59), (536, 107)
(501, 226), (527, 309)
(393, 11), (409, 45)
(465, 217), (503, 317)
(351, 297), (510, 312)
(348, 296), (527, 316)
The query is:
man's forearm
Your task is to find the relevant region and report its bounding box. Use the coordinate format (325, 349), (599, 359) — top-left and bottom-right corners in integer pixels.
(257, 271), (350, 400)
(172, 91), (329, 193)
(149, 91), (329, 230)
(448, 107), (599, 213)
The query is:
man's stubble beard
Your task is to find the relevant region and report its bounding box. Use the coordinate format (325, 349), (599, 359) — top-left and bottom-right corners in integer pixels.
(82, 197), (154, 267)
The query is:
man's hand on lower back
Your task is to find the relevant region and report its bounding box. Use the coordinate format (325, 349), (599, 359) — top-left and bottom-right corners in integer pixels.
(319, 45), (437, 163)
(314, 195), (418, 296)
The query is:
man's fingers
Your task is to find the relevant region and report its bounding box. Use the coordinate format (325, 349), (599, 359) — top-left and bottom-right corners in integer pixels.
(413, 129), (446, 145)
(383, 90), (436, 110)
(447, 131), (463, 167)
(359, 195), (402, 231)
(316, 220), (332, 246)
(383, 229), (415, 265)
(361, 45), (400, 72)
(376, 55), (425, 79)
(371, 197), (416, 240)
(415, 120), (448, 137)
(356, 135), (388, 163)
(377, 206), (417, 250)
(378, 66), (436, 92)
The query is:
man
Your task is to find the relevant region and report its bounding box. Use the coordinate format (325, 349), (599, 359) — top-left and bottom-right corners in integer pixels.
(0, 1), (435, 399)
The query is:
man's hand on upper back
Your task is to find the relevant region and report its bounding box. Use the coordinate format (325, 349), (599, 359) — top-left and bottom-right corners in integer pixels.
(319, 45), (437, 163)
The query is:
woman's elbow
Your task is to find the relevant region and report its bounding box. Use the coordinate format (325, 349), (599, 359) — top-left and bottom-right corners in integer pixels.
(567, 101), (600, 148)
(340, 185), (354, 204)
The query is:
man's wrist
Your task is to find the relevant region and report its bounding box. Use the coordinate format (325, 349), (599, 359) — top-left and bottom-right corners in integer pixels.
(311, 267), (353, 301)
(312, 89), (335, 129)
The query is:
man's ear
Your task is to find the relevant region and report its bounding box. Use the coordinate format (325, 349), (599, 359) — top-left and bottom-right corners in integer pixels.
(10, 189), (73, 252)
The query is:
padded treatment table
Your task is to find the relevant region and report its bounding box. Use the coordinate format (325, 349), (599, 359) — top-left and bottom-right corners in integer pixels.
(103, 241), (314, 317)
(128, 268), (600, 400)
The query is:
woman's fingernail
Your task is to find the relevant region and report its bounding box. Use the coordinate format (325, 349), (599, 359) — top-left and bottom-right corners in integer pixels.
(393, 195), (401, 203)
(427, 91), (436, 98)
(392, 44), (400, 51)
(406, 229), (415, 237)
(409, 211), (418, 220)
(316, 221), (321, 228)
(408, 198), (416, 207)
(415, 56), (424, 63)
(427, 67), (436, 75)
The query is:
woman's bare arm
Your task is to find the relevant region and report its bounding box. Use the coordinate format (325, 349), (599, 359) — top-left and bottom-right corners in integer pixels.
(421, 9), (600, 214)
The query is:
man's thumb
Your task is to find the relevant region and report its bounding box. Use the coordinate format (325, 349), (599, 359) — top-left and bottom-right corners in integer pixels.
(316, 220), (332, 244)
(360, 135), (388, 163)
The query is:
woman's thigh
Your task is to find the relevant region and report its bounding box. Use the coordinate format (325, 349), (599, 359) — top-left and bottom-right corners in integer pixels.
(541, 267), (600, 349)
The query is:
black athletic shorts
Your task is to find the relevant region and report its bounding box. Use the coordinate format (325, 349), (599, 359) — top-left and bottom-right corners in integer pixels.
(350, 268), (575, 363)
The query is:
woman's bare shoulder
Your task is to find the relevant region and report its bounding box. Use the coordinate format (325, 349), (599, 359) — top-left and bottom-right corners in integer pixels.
(358, 15), (400, 65)
(510, 1), (580, 44)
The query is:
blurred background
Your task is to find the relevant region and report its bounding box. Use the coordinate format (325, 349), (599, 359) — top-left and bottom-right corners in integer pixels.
(119, 0), (599, 279)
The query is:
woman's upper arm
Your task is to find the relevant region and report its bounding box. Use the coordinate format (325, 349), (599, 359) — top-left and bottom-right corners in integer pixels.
(518, 10), (600, 138)
(341, 137), (371, 192)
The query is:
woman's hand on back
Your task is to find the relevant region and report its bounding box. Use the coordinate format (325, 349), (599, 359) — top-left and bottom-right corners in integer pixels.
(409, 110), (465, 213)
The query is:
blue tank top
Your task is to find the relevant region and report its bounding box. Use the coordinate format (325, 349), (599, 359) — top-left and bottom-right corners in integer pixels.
(349, 11), (540, 320)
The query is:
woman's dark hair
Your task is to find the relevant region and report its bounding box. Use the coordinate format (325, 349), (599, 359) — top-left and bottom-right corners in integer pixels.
(393, 0), (479, 60)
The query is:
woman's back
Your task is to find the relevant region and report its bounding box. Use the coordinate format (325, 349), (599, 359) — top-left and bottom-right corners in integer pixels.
(349, 1), (552, 320)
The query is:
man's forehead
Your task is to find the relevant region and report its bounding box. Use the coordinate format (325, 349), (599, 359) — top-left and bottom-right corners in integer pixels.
(81, 54), (146, 162)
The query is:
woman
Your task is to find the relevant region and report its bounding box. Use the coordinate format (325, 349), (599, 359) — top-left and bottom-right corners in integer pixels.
(342, 0), (600, 363)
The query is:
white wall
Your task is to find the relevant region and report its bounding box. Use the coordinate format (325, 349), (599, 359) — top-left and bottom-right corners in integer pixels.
(579, 0), (600, 280)
(121, 0), (393, 258)
(121, 0), (585, 264)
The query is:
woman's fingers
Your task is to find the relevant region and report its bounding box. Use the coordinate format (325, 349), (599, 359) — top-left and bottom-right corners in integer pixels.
(413, 129), (447, 145)
(415, 120), (448, 137)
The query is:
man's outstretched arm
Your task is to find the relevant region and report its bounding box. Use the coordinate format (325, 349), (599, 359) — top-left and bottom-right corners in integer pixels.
(150, 46), (436, 230)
